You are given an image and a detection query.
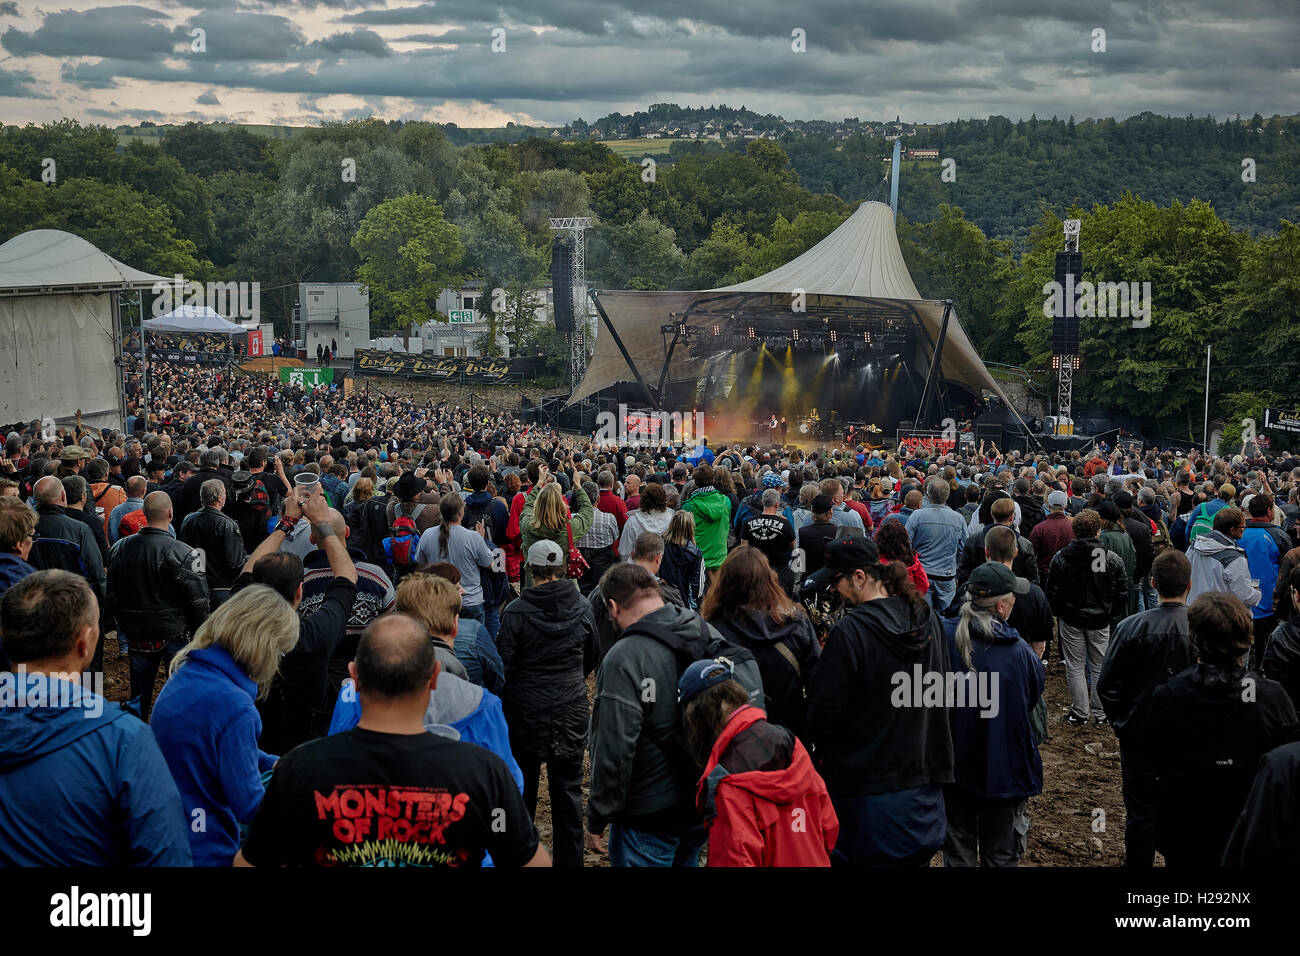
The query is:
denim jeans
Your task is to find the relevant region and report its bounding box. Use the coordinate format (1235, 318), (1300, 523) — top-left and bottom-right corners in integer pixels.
(929, 577), (956, 615)
(461, 603), (486, 627)
(608, 821), (706, 867)
(483, 601), (500, 643)
(129, 637), (188, 721)
(1137, 581), (1159, 612)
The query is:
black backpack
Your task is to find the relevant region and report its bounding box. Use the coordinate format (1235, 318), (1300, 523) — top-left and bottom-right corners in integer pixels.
(345, 496), (392, 569)
(618, 614), (764, 779)
(463, 495), (495, 544)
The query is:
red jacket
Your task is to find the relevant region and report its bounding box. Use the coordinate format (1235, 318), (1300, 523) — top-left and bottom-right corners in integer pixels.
(695, 706), (838, 867)
(1029, 511), (1075, 584)
(597, 489), (628, 534)
(881, 553), (929, 594)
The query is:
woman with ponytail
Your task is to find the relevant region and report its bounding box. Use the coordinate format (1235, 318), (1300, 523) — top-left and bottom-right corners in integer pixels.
(939, 562), (1045, 867)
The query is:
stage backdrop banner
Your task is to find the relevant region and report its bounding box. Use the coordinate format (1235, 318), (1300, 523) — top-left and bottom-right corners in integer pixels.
(354, 350), (516, 383)
(1263, 407), (1300, 434)
(279, 366), (335, 388)
(1, 292), (122, 432)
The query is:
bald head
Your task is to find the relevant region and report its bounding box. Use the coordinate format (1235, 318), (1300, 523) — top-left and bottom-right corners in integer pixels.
(33, 475), (66, 507)
(310, 507), (348, 545)
(143, 491), (173, 526)
(353, 613), (437, 700)
(125, 475), (148, 498)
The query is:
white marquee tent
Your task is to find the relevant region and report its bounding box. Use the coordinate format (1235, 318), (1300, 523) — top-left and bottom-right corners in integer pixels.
(569, 201), (1013, 411)
(144, 304), (247, 334)
(0, 230), (164, 432)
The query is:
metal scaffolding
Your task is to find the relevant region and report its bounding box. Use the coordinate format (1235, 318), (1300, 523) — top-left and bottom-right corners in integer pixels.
(550, 217), (592, 389)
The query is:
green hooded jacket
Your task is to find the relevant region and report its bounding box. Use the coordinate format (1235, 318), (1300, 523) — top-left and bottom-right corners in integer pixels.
(682, 486), (731, 569)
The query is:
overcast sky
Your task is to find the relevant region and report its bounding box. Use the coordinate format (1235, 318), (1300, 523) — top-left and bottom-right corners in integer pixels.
(1, 0), (1297, 128)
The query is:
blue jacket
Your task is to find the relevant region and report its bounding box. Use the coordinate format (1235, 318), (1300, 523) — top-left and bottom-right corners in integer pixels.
(0, 553), (36, 668)
(328, 673), (523, 793)
(151, 645), (277, 866)
(0, 674), (191, 865)
(941, 614), (1045, 800)
(1241, 520), (1292, 618)
(455, 615), (506, 694)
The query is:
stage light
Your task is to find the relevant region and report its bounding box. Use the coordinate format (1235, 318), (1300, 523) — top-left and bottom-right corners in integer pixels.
(712, 324), (720, 335)
(792, 329), (800, 341)
(830, 330), (837, 343)
(863, 331), (871, 343)
(678, 324), (688, 335)
(747, 326), (755, 338)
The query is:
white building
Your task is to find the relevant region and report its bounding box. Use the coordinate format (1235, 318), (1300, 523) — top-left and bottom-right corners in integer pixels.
(294, 282), (369, 359)
(415, 282), (554, 358)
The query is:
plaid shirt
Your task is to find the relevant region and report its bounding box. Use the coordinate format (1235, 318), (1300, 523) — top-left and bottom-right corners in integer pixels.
(576, 507), (618, 550)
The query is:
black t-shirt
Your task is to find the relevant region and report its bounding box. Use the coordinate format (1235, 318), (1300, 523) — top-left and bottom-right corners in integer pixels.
(798, 521), (838, 573)
(242, 728), (539, 868)
(741, 513), (795, 572)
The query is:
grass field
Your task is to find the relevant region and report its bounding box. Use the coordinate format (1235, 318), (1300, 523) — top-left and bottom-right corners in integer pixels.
(598, 137), (683, 157)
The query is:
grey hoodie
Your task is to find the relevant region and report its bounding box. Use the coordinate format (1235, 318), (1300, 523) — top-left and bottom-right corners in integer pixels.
(586, 601), (761, 832)
(1189, 530), (1261, 608)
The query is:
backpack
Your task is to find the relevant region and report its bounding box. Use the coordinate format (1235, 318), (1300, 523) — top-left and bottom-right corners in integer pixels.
(617, 614), (764, 781)
(1149, 514), (1172, 556)
(1188, 509), (1215, 547)
(346, 496), (392, 568)
(118, 509), (148, 538)
(382, 504), (424, 572)
(464, 496), (495, 545)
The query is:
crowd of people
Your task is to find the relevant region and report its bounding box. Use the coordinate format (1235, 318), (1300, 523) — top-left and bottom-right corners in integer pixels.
(2, 366), (1300, 868)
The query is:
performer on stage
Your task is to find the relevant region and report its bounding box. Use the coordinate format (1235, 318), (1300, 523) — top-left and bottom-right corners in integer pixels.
(779, 416), (787, 443)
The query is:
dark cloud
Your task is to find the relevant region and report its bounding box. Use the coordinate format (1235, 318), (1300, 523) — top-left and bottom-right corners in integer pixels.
(196, 89), (221, 104)
(7, 0), (1298, 125)
(0, 2), (20, 16)
(2, 6), (175, 61)
(307, 28), (393, 57)
(87, 106), (164, 118)
(0, 65), (46, 98)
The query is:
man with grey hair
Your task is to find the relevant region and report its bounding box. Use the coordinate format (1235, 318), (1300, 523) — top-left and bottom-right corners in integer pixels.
(179, 478), (247, 608)
(176, 448), (230, 527)
(740, 487), (797, 593)
(30, 475), (106, 600)
(906, 476), (969, 612)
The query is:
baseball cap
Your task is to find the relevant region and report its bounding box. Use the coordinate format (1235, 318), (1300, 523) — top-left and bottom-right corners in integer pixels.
(526, 539), (564, 568)
(1047, 490), (1068, 508)
(176, 460), (197, 474)
(762, 472), (783, 489)
(968, 562), (1031, 599)
(812, 493), (833, 514)
(677, 657), (737, 705)
(59, 446), (88, 461)
(805, 534), (879, 590)
(880, 476), (895, 490)
(232, 470), (254, 491)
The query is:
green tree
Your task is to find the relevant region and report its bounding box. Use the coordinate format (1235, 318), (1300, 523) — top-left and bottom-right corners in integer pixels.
(587, 212), (686, 289)
(352, 194), (464, 342)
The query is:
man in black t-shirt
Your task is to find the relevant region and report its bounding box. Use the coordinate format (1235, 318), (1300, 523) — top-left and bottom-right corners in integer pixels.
(236, 613), (547, 868)
(741, 488), (796, 591)
(797, 494), (839, 577)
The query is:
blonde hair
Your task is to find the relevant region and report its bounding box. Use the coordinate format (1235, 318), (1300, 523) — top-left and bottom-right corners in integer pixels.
(534, 482), (569, 533)
(353, 477), (374, 502)
(395, 574), (461, 639)
(170, 585), (298, 698)
(665, 509), (696, 547)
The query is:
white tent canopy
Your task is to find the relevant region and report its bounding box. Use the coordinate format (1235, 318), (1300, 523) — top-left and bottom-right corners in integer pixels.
(0, 229), (164, 296)
(0, 229), (165, 432)
(144, 304), (246, 334)
(570, 201), (1012, 408)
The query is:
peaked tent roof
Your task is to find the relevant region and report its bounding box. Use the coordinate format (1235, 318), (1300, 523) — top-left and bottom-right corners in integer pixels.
(569, 201), (1013, 410)
(144, 304), (246, 334)
(0, 229), (166, 296)
(714, 200), (923, 299)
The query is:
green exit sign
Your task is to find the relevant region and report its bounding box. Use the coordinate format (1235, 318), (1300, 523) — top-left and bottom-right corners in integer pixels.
(448, 310), (474, 324)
